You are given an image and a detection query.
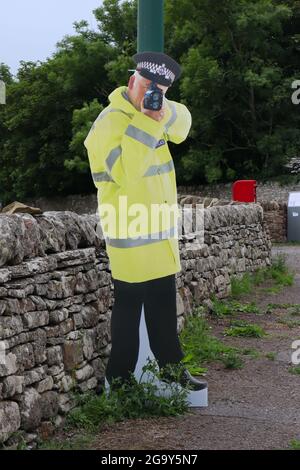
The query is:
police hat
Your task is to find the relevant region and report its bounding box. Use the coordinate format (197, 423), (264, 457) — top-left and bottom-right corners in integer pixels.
(129, 51), (181, 87)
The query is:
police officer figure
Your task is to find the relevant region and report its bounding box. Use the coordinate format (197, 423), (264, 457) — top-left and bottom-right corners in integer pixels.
(84, 51), (207, 393)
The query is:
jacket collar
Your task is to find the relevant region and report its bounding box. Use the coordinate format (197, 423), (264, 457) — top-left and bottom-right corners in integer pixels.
(108, 86), (137, 115)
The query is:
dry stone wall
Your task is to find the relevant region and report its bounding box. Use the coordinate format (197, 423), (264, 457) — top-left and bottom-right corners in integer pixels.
(0, 204), (271, 446)
(259, 201), (287, 242)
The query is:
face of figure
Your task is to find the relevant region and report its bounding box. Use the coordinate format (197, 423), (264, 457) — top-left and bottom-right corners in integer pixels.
(127, 71), (169, 111)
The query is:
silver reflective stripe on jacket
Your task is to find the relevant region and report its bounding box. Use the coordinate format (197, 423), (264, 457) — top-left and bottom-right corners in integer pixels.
(92, 172), (114, 182)
(143, 159), (174, 177)
(165, 102), (177, 132)
(106, 226), (177, 248)
(125, 125), (158, 149)
(93, 156), (174, 184)
(94, 157), (174, 184)
(105, 146), (122, 173)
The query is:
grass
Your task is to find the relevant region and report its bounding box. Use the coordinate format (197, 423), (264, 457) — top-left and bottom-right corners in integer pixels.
(276, 318), (300, 328)
(220, 351), (243, 369)
(179, 309), (254, 370)
(230, 272), (254, 297)
(224, 320), (266, 338)
(207, 259), (286, 318)
(188, 254), (293, 367)
(265, 303), (295, 313)
(210, 298), (260, 317)
(241, 348), (261, 358)
(266, 303), (292, 309)
(230, 254), (294, 298)
(289, 439), (300, 450)
(1, 431), (28, 450)
(264, 286), (282, 294)
(288, 366), (300, 375)
(290, 305), (300, 316)
(273, 241), (300, 246)
(265, 352), (276, 360)
(265, 303), (300, 317)
(37, 433), (95, 450)
(71, 361), (190, 423)
(180, 310), (240, 367)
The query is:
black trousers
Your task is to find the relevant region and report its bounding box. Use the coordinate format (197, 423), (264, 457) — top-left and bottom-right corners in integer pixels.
(105, 274), (185, 382)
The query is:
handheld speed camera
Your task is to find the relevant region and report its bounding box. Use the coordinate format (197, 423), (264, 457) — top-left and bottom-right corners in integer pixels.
(143, 81), (163, 111)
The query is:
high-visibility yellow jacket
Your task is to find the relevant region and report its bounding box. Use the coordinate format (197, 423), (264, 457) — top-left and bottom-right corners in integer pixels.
(84, 86), (192, 283)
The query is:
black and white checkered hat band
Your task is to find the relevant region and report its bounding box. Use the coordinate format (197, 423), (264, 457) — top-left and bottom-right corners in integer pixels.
(137, 61), (175, 83)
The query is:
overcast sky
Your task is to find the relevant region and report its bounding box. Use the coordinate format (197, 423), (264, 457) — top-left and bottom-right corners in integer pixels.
(0, 0), (103, 76)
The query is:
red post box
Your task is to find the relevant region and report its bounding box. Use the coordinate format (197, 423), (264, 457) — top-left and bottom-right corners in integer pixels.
(232, 180), (257, 203)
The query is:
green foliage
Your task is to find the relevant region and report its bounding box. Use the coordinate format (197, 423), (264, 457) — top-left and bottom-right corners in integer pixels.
(265, 302), (295, 313)
(265, 352), (276, 360)
(276, 318), (300, 328)
(66, 99), (104, 173)
(0, 63), (13, 84)
(211, 298), (260, 317)
(65, 359), (189, 432)
(179, 310), (258, 370)
(231, 273), (254, 297)
(180, 310), (237, 365)
(265, 302), (300, 314)
(37, 433), (95, 451)
(264, 286), (282, 294)
(290, 305), (300, 316)
(224, 320), (266, 337)
(37, 359), (189, 450)
(288, 366), (300, 375)
(268, 255), (294, 286)
(180, 353), (207, 376)
(221, 351), (244, 369)
(0, 430), (27, 451)
(38, 304), (265, 450)
(94, 0), (137, 50)
(0, 17), (115, 203)
(176, 0), (300, 184)
(289, 439), (300, 450)
(1, 0), (300, 201)
(242, 348), (260, 358)
(230, 255), (294, 298)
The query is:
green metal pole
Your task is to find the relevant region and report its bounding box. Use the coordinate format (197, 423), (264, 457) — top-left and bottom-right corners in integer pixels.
(137, 0), (164, 53)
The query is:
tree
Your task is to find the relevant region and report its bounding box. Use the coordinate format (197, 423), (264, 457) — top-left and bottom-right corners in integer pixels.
(66, 99), (104, 174)
(164, 0), (300, 183)
(0, 25), (115, 204)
